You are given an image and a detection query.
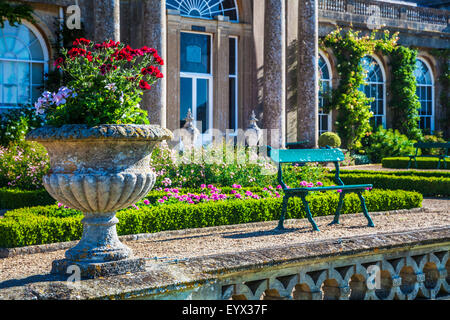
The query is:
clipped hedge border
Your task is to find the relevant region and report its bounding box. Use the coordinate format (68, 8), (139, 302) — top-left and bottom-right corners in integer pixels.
(327, 173), (450, 196)
(0, 188), (55, 209)
(338, 170), (450, 178)
(0, 189), (422, 248)
(382, 157), (449, 170)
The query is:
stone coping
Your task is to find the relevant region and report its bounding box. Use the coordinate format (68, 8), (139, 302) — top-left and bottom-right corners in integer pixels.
(0, 223), (448, 300)
(26, 124), (173, 142)
(0, 207), (426, 259)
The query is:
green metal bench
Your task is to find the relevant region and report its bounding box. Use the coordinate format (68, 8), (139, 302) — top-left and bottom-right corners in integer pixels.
(268, 146), (375, 232)
(407, 142), (450, 169)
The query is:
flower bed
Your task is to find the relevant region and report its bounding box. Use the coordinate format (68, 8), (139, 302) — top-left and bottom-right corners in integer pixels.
(0, 189), (422, 248)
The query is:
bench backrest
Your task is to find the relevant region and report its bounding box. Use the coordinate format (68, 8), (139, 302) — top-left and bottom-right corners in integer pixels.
(414, 142), (450, 149)
(269, 147), (345, 164)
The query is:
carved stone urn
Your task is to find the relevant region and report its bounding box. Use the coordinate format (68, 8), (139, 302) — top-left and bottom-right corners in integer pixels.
(26, 124), (173, 278)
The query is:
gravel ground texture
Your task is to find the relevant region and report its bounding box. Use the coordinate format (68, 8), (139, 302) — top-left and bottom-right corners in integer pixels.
(0, 197), (448, 284)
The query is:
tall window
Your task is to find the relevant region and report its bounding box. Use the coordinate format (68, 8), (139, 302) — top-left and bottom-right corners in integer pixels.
(414, 58), (434, 132)
(179, 32), (213, 134)
(360, 56), (386, 129)
(166, 0), (239, 21)
(229, 37), (238, 131)
(0, 21), (48, 110)
(318, 54), (332, 135)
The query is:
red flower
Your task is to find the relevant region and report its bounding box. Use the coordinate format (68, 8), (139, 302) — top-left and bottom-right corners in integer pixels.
(53, 57), (64, 68)
(141, 68), (149, 75)
(139, 80), (151, 90)
(153, 53), (164, 65)
(73, 38), (91, 46)
(141, 46), (157, 55)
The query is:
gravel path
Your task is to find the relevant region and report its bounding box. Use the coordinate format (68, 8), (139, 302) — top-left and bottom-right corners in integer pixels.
(0, 198), (448, 284)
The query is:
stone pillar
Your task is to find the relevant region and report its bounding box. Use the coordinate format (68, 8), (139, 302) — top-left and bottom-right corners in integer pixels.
(263, 0), (286, 149)
(214, 16), (230, 132)
(142, 0), (167, 128)
(94, 0), (120, 42)
(297, 0), (319, 148)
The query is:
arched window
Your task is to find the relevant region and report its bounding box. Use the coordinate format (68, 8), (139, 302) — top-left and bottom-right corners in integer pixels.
(414, 58), (434, 132)
(166, 0), (239, 22)
(318, 53), (332, 135)
(360, 56), (386, 129)
(0, 21), (48, 109)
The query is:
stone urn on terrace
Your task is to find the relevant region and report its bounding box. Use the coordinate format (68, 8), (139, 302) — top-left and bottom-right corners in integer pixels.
(26, 124), (173, 278)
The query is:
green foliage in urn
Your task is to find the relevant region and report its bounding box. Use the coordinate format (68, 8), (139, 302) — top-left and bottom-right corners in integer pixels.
(35, 39), (165, 127)
(385, 46), (422, 141)
(0, 1), (34, 27)
(321, 29), (398, 150)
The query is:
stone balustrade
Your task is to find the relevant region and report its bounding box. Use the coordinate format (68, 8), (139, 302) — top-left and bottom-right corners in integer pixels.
(318, 0), (449, 32)
(222, 245), (449, 300)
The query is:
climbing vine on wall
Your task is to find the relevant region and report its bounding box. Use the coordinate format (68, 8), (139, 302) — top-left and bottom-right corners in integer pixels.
(385, 46), (422, 141)
(432, 48), (450, 138)
(0, 1), (34, 27)
(321, 28), (398, 150)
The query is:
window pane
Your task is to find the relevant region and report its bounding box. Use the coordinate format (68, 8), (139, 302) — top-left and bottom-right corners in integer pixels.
(180, 77), (192, 128)
(3, 85), (17, 104)
(180, 33), (211, 74)
(29, 40), (44, 60)
(229, 38), (236, 75)
(196, 78), (210, 133)
(32, 63), (44, 84)
(229, 77), (236, 130)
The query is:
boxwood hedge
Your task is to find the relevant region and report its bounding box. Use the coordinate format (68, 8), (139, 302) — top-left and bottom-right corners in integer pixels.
(0, 189), (422, 248)
(382, 157), (449, 169)
(329, 173), (450, 196)
(0, 188), (55, 209)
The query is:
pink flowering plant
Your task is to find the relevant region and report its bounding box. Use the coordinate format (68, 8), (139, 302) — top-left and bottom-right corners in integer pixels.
(35, 38), (164, 127)
(0, 142), (49, 190)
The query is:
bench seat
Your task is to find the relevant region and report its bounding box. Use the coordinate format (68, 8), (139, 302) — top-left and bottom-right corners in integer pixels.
(268, 146), (374, 232)
(284, 184), (372, 193)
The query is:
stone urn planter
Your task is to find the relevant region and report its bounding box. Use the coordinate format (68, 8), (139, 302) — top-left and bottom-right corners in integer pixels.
(26, 124), (173, 278)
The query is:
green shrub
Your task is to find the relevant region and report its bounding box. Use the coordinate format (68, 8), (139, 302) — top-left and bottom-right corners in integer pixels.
(0, 188), (55, 209)
(0, 189), (422, 248)
(420, 133), (447, 156)
(382, 157), (449, 170)
(319, 132), (342, 148)
(329, 172), (450, 196)
(0, 141), (50, 190)
(0, 107), (44, 147)
(363, 127), (416, 163)
(338, 170), (450, 178)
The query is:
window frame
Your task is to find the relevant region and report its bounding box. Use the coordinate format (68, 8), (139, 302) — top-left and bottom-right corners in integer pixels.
(415, 57), (435, 132)
(166, 0), (239, 22)
(228, 35), (238, 135)
(318, 52), (333, 136)
(360, 54), (386, 129)
(179, 30), (214, 139)
(0, 20), (49, 110)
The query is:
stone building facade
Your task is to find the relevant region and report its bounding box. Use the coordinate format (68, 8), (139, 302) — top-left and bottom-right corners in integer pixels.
(1, 0), (449, 147)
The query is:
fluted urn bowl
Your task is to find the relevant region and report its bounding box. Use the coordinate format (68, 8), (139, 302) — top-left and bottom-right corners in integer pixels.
(26, 124), (173, 264)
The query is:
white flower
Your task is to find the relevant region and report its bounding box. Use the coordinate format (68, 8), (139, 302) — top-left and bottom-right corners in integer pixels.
(105, 83), (117, 92)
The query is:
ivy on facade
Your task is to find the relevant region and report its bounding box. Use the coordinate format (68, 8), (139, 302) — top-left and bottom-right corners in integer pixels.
(0, 1), (34, 27)
(385, 46), (423, 141)
(321, 28), (398, 150)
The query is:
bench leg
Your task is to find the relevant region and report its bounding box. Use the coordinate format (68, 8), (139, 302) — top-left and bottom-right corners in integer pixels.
(358, 192), (375, 228)
(329, 192), (345, 226)
(276, 196), (289, 230)
(407, 157), (412, 169)
(301, 195), (320, 232)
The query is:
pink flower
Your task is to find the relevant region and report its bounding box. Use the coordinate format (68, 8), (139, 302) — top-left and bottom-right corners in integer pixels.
(300, 181), (308, 187)
(317, 181), (324, 186)
(365, 187), (373, 191)
(158, 199), (165, 203)
(143, 199), (150, 205)
(277, 185), (282, 189)
(337, 189), (343, 193)
(235, 194), (242, 199)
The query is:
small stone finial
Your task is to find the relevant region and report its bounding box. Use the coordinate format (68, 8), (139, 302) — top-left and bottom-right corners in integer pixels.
(246, 110), (262, 147)
(182, 109), (200, 147)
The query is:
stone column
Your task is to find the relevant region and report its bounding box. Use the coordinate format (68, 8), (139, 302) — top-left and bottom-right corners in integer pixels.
(94, 0), (120, 42)
(263, 0), (286, 149)
(297, 0), (319, 148)
(142, 0), (167, 128)
(214, 16), (230, 132)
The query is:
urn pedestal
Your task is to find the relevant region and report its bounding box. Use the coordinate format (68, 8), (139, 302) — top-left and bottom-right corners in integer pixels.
(26, 124), (173, 279)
